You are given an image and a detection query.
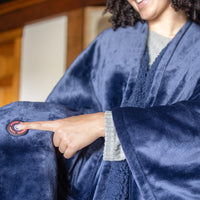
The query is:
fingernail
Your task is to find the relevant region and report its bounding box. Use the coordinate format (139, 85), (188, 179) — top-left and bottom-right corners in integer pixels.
(15, 124), (24, 130)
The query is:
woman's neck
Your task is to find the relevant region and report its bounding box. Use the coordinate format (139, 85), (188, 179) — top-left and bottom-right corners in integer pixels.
(148, 9), (187, 39)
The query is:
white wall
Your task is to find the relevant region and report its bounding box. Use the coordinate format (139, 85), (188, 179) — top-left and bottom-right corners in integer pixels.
(19, 15), (68, 102)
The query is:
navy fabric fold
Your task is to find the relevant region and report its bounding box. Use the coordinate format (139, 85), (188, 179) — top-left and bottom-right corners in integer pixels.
(113, 101), (200, 200)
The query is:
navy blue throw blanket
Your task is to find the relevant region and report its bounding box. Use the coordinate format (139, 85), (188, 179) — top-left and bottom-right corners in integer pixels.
(1, 19), (200, 199)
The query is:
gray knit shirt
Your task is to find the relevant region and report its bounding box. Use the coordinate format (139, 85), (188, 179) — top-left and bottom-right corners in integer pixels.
(103, 30), (171, 161)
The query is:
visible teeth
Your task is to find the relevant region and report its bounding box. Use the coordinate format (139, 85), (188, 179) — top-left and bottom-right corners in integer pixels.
(136, 0), (143, 3)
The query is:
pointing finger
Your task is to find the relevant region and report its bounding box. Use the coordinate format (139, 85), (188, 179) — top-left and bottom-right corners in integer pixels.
(16, 121), (58, 132)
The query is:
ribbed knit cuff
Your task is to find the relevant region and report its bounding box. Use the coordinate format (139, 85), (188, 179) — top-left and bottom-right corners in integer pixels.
(103, 111), (125, 161)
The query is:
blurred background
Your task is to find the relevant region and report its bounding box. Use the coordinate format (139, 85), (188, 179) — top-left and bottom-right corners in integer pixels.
(0, 0), (111, 107)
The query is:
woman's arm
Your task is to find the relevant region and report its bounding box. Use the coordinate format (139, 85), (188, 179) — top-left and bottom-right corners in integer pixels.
(17, 112), (105, 159)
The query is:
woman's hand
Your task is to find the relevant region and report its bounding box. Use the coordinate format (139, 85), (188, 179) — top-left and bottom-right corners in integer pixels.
(17, 113), (105, 159)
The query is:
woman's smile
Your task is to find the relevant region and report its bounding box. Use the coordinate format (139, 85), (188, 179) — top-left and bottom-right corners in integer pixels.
(135, 0), (150, 10)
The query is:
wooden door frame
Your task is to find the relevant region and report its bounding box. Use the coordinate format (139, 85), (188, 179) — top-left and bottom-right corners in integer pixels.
(0, 28), (22, 106)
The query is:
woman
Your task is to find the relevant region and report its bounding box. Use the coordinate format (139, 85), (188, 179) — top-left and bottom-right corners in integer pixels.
(16, 0), (200, 199)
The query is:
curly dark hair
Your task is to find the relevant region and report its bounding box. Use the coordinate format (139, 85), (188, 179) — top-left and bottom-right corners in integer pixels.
(105, 0), (200, 30)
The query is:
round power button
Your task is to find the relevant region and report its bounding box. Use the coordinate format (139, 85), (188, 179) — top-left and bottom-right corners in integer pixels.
(7, 121), (28, 137)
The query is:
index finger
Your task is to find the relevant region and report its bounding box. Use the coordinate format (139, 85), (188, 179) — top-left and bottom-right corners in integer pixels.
(17, 121), (58, 132)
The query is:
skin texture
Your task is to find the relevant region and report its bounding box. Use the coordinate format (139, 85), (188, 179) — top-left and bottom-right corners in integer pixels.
(19, 0), (187, 159)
